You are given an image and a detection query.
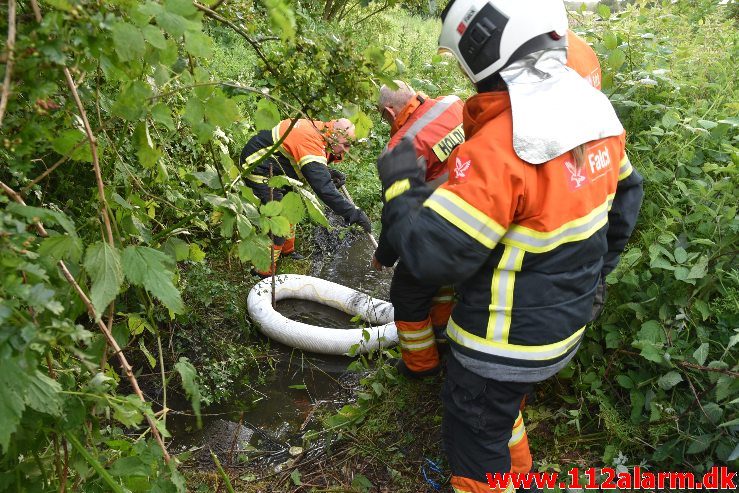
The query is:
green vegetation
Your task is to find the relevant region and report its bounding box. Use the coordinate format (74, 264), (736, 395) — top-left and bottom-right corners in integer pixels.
(0, 0), (736, 492)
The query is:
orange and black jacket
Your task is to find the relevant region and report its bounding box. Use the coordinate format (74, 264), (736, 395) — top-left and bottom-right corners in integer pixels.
(375, 94), (465, 266)
(381, 92), (643, 382)
(240, 119), (361, 223)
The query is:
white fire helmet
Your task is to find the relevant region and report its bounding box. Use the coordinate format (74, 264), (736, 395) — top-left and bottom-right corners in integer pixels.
(438, 0), (569, 85)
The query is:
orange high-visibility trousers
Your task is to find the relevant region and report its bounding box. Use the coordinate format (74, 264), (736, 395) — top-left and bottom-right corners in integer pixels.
(430, 285), (455, 332)
(395, 318), (440, 373)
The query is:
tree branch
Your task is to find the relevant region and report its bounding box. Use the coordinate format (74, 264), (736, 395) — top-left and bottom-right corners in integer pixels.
(0, 0), (17, 128)
(0, 180), (171, 463)
(193, 2), (309, 109)
(62, 68), (114, 246)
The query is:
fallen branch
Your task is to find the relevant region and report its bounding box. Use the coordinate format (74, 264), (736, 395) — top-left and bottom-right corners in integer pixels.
(0, 0), (17, 128)
(0, 180), (171, 463)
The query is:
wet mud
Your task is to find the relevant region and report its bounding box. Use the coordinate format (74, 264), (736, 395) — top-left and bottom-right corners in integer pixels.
(169, 212), (393, 471)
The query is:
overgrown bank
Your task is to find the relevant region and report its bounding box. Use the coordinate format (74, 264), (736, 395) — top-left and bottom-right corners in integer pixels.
(0, 1), (736, 492)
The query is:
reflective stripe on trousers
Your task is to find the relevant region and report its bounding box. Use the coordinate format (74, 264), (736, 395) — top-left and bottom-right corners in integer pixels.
(396, 318), (439, 373)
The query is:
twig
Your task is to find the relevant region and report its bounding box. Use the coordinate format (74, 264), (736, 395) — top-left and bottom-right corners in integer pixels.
(0, 180), (171, 463)
(21, 138), (88, 192)
(0, 0), (17, 127)
(193, 2), (309, 108)
(62, 68), (114, 246)
(613, 349), (739, 378)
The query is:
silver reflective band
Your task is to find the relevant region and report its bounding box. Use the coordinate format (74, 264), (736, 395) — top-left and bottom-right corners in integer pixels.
(403, 95), (461, 141)
(501, 49), (623, 164)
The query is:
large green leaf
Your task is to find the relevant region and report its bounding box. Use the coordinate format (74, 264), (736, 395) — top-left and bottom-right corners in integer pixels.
(156, 11), (200, 37)
(184, 31), (213, 58)
(264, 0), (296, 42)
(122, 246), (184, 313)
(83, 242), (124, 319)
(7, 203), (77, 236)
(205, 92), (240, 128)
(38, 235), (83, 263)
(51, 129), (92, 162)
(111, 81), (152, 121)
(254, 99), (281, 131)
(352, 111), (373, 140)
(280, 192), (305, 224)
(111, 22), (145, 62)
(0, 360), (27, 452)
(142, 25), (166, 49)
(25, 371), (62, 416)
(175, 358), (201, 427)
(296, 188), (328, 227)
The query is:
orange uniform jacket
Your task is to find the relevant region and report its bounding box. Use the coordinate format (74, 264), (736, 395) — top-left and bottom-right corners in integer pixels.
(241, 119), (361, 223)
(380, 92), (643, 381)
(376, 94), (465, 266)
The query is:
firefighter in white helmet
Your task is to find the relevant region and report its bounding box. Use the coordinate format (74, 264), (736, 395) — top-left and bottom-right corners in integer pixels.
(375, 1), (643, 492)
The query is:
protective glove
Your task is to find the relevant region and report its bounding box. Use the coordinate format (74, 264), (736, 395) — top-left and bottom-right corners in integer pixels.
(376, 137), (424, 198)
(329, 168), (346, 188)
(590, 274), (607, 321)
(347, 208), (372, 234)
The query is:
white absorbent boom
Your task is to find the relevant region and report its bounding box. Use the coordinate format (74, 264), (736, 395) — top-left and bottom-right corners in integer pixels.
(247, 274), (398, 355)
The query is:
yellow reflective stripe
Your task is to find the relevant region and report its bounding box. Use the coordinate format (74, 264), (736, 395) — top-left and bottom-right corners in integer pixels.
(298, 154), (327, 167)
(243, 147), (270, 166)
(424, 188), (506, 249)
(385, 179), (411, 202)
(486, 246), (524, 342)
(448, 318), (585, 360)
(397, 327), (434, 341)
(508, 424), (526, 446)
(245, 174), (268, 183)
(501, 194), (615, 253)
(618, 155), (633, 180)
(400, 338), (436, 351)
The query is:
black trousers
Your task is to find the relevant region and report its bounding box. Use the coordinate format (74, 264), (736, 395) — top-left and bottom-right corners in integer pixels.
(442, 353), (534, 483)
(389, 261), (443, 322)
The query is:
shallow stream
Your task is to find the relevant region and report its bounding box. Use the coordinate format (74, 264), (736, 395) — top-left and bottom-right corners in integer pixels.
(167, 221), (393, 468)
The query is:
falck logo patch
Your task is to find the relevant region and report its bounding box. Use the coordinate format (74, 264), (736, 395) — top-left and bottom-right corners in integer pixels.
(453, 156), (472, 181)
(564, 160), (588, 190)
(457, 7), (478, 34)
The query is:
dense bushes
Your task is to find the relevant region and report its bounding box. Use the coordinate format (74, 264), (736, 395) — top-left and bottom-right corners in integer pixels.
(563, 1), (738, 469)
(0, 1), (735, 491)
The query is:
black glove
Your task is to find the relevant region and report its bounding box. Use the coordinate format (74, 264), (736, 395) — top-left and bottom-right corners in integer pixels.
(591, 274), (608, 321)
(329, 168), (346, 188)
(347, 208), (372, 234)
(376, 137), (424, 195)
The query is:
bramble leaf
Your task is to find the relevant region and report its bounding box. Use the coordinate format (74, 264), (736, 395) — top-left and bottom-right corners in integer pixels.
(175, 358), (201, 427)
(122, 246), (184, 313)
(83, 242), (124, 320)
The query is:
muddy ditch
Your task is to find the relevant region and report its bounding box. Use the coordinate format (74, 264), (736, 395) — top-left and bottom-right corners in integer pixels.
(165, 212), (393, 475)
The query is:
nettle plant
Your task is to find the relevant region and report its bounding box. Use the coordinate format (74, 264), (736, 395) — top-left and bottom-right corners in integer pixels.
(563, 1), (738, 469)
(0, 0), (398, 489)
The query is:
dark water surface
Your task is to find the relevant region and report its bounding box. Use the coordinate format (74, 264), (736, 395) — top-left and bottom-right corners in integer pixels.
(167, 224), (392, 467)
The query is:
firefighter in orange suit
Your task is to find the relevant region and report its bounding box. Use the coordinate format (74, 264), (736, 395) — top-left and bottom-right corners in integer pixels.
(372, 81), (465, 378)
(375, 1), (643, 492)
(240, 118), (371, 277)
